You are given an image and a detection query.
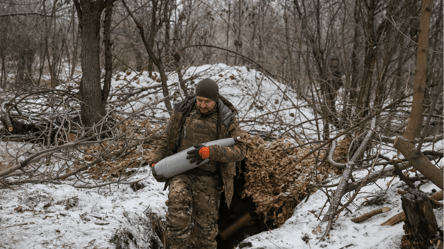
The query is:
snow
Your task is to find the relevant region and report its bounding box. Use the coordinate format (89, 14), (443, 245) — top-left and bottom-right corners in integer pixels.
(0, 64), (442, 249)
(241, 179), (439, 249)
(0, 168), (167, 249)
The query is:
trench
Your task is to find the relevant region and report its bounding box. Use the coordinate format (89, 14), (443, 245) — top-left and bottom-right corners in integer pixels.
(216, 160), (271, 249)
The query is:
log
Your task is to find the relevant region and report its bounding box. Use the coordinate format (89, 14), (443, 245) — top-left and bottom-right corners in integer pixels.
(400, 189), (438, 249)
(351, 207), (391, 223)
(219, 212), (257, 240)
(381, 212), (406, 226)
(432, 191), (443, 201)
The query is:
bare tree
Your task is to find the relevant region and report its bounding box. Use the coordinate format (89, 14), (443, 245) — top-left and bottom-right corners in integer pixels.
(394, 0), (443, 190)
(122, 0), (173, 113)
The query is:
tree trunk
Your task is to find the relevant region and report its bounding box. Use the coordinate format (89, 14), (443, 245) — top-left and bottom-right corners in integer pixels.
(226, 0), (231, 64)
(102, 2), (113, 105)
(349, 1), (361, 106)
(164, 4), (171, 70)
(16, 47), (35, 86)
(386, 37), (406, 131)
(284, 1), (295, 90)
(75, 0), (107, 127)
(356, 0), (377, 117)
(1, 54), (5, 88)
(234, 0), (242, 65)
(70, 3), (79, 80)
(394, 0), (443, 192)
(403, 0), (433, 141)
(132, 44), (144, 72)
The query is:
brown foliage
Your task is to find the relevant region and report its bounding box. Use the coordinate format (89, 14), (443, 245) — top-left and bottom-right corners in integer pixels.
(77, 117), (164, 181)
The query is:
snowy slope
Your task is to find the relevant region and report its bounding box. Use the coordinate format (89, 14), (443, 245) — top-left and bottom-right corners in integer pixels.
(110, 63), (313, 139)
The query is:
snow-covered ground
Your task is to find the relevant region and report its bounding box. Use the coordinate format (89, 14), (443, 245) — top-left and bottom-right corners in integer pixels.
(1, 169), (441, 249)
(0, 169), (167, 249)
(0, 64), (442, 249)
(241, 179), (442, 249)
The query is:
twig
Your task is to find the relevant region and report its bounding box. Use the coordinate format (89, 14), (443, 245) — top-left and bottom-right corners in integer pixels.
(0, 179), (15, 190)
(73, 178), (145, 189)
(327, 140), (346, 168)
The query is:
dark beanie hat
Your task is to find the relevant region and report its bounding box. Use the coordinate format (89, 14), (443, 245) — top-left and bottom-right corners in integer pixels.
(195, 79), (219, 102)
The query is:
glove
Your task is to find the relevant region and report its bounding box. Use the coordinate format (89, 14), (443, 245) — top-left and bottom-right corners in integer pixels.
(150, 163), (167, 182)
(186, 144), (210, 165)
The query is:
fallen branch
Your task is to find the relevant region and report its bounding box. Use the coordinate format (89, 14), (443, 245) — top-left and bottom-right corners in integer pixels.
(351, 207), (391, 223)
(432, 191), (443, 201)
(327, 140), (346, 168)
(381, 212), (406, 226)
(219, 212), (257, 240)
(381, 134), (443, 144)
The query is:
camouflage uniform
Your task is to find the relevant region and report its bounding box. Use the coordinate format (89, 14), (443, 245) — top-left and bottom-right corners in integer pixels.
(152, 95), (245, 249)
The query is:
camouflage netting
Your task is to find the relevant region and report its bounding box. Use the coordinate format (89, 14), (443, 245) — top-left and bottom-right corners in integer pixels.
(241, 132), (350, 226)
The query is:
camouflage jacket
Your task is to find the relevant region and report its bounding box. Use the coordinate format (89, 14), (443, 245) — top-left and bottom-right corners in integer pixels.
(152, 95), (245, 207)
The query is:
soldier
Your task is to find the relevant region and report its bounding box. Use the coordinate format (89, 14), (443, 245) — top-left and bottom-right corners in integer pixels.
(150, 78), (246, 249)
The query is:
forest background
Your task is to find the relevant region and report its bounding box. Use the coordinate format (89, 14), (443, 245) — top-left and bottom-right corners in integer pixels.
(0, 0), (443, 248)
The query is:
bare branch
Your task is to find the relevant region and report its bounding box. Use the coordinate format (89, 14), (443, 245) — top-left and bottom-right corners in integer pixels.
(0, 13), (54, 18)
(318, 118), (376, 242)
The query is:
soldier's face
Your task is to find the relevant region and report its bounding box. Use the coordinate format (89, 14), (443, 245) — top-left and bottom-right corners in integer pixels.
(196, 96), (216, 113)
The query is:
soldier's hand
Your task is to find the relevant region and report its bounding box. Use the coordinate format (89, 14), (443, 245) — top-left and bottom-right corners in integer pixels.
(151, 163), (167, 182)
(186, 144), (209, 165)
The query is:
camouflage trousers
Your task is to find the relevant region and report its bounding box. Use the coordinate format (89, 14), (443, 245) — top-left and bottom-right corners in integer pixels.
(165, 173), (223, 249)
